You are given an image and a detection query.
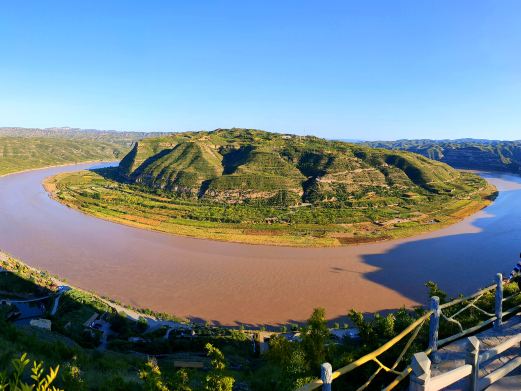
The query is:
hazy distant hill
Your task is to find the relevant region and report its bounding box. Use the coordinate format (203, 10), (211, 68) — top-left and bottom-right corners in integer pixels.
(0, 127), (170, 176)
(364, 139), (521, 173)
(0, 126), (168, 143)
(118, 128), (476, 205)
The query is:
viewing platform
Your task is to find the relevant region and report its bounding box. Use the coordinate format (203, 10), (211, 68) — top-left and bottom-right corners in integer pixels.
(421, 314), (521, 390)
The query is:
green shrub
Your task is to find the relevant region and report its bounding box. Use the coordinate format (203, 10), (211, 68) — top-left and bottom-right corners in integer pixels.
(138, 358), (169, 391)
(0, 353), (62, 391)
(204, 343), (234, 391)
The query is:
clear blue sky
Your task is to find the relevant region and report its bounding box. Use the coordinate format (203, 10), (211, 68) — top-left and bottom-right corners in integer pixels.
(1, 1), (520, 140)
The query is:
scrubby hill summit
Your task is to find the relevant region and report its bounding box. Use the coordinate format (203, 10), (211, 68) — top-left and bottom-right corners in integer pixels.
(118, 129), (474, 206)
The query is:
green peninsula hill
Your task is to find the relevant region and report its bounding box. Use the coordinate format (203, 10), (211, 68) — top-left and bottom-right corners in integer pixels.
(46, 129), (496, 246)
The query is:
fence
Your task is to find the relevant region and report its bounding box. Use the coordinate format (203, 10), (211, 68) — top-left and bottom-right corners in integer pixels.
(297, 272), (521, 391)
(410, 332), (521, 390)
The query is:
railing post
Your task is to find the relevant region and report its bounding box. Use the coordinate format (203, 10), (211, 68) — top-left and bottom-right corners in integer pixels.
(428, 296), (440, 363)
(465, 336), (480, 391)
(409, 352), (431, 391)
(320, 362), (332, 391)
(494, 273), (503, 329)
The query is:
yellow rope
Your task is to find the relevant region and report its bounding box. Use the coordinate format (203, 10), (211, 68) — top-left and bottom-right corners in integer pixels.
(382, 348), (432, 391)
(331, 312), (432, 378)
(373, 357), (402, 375)
(355, 367), (382, 391)
(447, 293), (484, 319)
(376, 318), (427, 391)
(298, 281), (510, 391)
(295, 312), (432, 391)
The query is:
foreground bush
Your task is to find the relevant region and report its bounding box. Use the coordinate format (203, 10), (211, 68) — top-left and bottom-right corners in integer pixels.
(0, 353), (62, 391)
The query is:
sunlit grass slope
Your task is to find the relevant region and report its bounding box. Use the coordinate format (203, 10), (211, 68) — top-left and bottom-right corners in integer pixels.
(0, 126), (167, 176)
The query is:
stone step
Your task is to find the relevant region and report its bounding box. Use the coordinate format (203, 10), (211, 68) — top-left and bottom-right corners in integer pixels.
(429, 315), (521, 390)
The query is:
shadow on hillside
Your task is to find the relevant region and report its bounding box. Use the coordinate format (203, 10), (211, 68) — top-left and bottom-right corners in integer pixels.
(0, 271), (52, 299)
(0, 271), (52, 321)
(0, 265), (144, 348)
(89, 166), (122, 181)
(360, 183), (521, 309)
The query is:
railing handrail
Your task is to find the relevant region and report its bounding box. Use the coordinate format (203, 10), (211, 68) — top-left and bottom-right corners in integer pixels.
(478, 332), (521, 364)
(410, 336), (480, 391)
(437, 317), (496, 347)
(335, 312), (432, 377)
(298, 271), (521, 391)
(297, 311), (433, 391)
(439, 284), (495, 310)
(430, 364), (472, 390)
(411, 331), (521, 390)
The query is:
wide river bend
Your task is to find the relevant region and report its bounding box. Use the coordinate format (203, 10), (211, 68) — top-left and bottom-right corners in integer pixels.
(1, 163), (521, 326)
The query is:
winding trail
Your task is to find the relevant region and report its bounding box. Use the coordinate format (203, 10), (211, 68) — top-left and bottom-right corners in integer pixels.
(0, 163), (521, 326)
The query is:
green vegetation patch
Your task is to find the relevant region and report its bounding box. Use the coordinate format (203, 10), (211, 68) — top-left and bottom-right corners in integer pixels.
(35, 128), (497, 246)
(2, 252), (520, 390)
(0, 127), (167, 176)
(48, 163), (496, 246)
(118, 129), (483, 206)
(364, 138), (521, 173)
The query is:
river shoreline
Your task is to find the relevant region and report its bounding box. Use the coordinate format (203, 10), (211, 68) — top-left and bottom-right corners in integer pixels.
(0, 163), (520, 325)
(43, 168), (497, 248)
(0, 159), (117, 179)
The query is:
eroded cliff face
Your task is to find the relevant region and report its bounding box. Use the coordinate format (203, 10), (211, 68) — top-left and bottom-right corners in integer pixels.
(117, 128), (470, 206)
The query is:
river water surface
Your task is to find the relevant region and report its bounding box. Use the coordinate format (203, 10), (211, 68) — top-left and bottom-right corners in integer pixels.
(1, 163), (520, 326)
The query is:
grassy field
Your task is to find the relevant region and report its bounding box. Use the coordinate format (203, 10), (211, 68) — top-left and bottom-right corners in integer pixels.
(0, 136), (128, 176)
(46, 167), (497, 247)
(0, 127), (166, 176)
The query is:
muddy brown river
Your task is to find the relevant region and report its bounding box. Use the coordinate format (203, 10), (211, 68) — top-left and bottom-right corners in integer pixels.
(1, 163), (520, 326)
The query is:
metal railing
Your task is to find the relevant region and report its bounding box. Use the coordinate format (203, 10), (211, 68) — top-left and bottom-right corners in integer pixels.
(297, 272), (521, 391)
(410, 332), (521, 390)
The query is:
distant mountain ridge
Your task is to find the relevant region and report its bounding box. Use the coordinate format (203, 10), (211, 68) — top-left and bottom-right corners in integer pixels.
(118, 128), (480, 206)
(364, 139), (521, 173)
(0, 126), (170, 142)
(0, 127), (170, 176)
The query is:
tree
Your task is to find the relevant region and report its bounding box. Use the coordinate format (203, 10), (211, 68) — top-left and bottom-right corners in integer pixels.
(262, 334), (312, 391)
(425, 281), (448, 303)
(171, 369), (192, 391)
(137, 317), (149, 333)
(61, 363), (86, 391)
(110, 312), (131, 336)
(204, 343), (234, 391)
(301, 307), (330, 369)
(138, 358), (169, 391)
